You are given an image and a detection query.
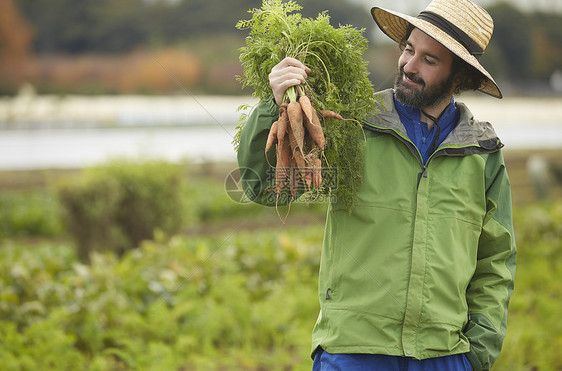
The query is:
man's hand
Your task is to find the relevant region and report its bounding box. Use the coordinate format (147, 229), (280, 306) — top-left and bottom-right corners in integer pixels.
(269, 57), (311, 106)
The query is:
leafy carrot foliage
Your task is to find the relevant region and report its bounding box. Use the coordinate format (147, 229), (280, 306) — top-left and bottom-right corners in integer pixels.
(234, 0), (380, 210)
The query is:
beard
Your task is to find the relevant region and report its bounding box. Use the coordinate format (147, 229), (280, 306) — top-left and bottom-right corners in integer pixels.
(394, 65), (455, 109)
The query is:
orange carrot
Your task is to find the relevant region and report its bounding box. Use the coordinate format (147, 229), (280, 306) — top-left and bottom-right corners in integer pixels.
(305, 110), (326, 150)
(279, 102), (288, 115)
(302, 137), (312, 189)
(276, 138), (291, 194)
(299, 95), (314, 125)
(304, 166), (312, 189)
(287, 101), (305, 151)
(312, 157), (322, 188)
(289, 157), (299, 196)
(288, 125), (308, 192)
(321, 109), (344, 120)
(322, 110), (366, 142)
(277, 104), (288, 147)
(288, 125), (307, 170)
(265, 120), (278, 154)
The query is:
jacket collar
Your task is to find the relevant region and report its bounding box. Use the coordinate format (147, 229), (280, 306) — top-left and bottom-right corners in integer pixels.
(365, 89), (503, 151)
(393, 94), (458, 128)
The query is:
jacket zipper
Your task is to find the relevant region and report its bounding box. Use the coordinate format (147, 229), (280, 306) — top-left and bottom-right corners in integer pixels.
(416, 166), (428, 188)
(362, 124), (428, 187)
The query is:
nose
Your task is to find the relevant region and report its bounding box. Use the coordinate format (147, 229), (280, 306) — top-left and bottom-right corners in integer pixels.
(401, 54), (418, 75)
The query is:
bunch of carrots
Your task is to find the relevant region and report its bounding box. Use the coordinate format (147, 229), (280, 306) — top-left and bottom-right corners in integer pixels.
(265, 90), (345, 201)
(237, 0), (378, 213)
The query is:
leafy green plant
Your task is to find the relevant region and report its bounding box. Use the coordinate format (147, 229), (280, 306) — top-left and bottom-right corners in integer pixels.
(0, 225), (325, 370)
(0, 203), (561, 370)
(56, 158), (186, 261)
(234, 0), (379, 210)
(492, 202), (562, 371)
(0, 190), (62, 238)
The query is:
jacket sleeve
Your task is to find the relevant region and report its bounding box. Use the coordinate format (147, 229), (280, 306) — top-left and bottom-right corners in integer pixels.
(465, 151), (516, 371)
(237, 97), (302, 206)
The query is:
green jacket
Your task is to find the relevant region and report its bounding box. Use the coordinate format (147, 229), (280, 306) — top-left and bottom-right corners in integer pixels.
(237, 89), (516, 371)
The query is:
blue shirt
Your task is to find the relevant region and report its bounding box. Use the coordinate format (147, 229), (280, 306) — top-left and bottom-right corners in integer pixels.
(393, 95), (460, 165)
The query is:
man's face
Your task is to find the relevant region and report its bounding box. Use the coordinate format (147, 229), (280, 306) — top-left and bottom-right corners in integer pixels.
(394, 28), (456, 109)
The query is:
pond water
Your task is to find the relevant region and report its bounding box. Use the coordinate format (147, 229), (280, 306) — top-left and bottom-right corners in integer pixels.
(0, 125), (238, 170)
(0, 95), (561, 170)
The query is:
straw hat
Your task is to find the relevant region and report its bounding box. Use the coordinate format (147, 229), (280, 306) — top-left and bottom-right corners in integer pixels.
(371, 0), (502, 98)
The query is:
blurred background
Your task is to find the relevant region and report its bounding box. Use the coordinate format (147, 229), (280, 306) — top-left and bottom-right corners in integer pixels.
(0, 0), (561, 370)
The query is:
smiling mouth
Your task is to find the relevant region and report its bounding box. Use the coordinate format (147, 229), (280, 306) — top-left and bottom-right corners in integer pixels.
(398, 66), (424, 87)
(403, 75), (420, 85)
(403, 73), (424, 86)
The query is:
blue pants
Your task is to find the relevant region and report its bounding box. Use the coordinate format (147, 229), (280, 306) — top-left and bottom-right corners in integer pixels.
(313, 348), (472, 371)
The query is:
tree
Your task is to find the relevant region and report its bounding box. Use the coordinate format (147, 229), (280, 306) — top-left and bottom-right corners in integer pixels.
(16, 0), (149, 54)
(0, 0), (33, 92)
(15, 0), (373, 55)
(486, 3), (532, 80)
(529, 12), (562, 80)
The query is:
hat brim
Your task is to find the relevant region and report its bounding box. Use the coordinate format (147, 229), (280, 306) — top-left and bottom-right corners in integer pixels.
(372, 7), (502, 99)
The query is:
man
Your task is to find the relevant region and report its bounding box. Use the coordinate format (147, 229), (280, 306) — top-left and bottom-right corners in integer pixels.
(237, 0), (516, 370)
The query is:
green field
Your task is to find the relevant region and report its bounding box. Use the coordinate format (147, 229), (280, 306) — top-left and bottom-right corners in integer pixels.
(0, 151), (561, 370)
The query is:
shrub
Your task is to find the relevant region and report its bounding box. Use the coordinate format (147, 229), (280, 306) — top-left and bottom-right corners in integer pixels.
(0, 203), (561, 369)
(493, 202), (562, 370)
(57, 158), (186, 261)
(0, 225), (324, 370)
(0, 190), (62, 238)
